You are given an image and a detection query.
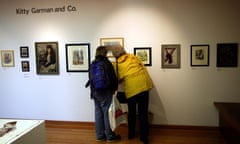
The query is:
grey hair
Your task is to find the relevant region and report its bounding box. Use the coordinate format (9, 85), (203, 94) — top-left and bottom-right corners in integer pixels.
(111, 45), (126, 58)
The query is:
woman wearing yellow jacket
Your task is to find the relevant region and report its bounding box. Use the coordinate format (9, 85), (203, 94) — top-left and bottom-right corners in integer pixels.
(112, 45), (152, 144)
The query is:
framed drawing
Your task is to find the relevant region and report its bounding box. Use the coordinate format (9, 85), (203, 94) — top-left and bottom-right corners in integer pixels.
(217, 43), (238, 67)
(20, 46), (29, 58)
(66, 43), (90, 72)
(161, 44), (181, 68)
(191, 45), (209, 66)
(100, 37), (124, 47)
(100, 37), (124, 62)
(35, 42), (59, 74)
(134, 47), (152, 66)
(21, 61), (30, 72)
(1, 50), (15, 67)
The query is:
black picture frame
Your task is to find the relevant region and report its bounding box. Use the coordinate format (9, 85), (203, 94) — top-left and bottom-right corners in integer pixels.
(134, 47), (152, 66)
(21, 61), (30, 72)
(20, 46), (29, 58)
(217, 43), (238, 67)
(35, 42), (59, 75)
(66, 43), (90, 72)
(191, 45), (209, 66)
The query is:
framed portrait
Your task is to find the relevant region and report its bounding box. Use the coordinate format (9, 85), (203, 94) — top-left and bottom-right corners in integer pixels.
(20, 46), (29, 58)
(217, 43), (238, 67)
(134, 47), (152, 66)
(1, 50), (15, 67)
(66, 43), (90, 72)
(161, 44), (181, 68)
(35, 42), (59, 75)
(191, 45), (209, 66)
(100, 37), (124, 61)
(21, 61), (30, 72)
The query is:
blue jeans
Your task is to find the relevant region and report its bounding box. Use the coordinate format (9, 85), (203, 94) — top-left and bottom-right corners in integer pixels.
(94, 90), (116, 140)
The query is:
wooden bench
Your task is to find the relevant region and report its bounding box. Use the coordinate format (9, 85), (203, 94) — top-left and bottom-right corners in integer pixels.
(214, 102), (240, 144)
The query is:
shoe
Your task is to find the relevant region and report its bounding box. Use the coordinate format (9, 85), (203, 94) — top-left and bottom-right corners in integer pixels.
(96, 137), (106, 142)
(140, 137), (148, 144)
(107, 134), (121, 142)
(128, 134), (135, 139)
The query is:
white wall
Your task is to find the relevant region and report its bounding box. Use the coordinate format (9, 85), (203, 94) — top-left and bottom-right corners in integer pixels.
(0, 0), (240, 126)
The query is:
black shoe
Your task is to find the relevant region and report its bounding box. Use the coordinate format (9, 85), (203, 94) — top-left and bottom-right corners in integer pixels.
(128, 134), (135, 139)
(107, 134), (121, 142)
(96, 137), (106, 142)
(140, 137), (148, 144)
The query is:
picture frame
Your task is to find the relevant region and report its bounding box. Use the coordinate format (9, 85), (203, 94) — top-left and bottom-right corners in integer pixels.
(161, 44), (181, 68)
(35, 42), (59, 75)
(1, 50), (15, 67)
(217, 43), (238, 67)
(21, 61), (30, 72)
(66, 43), (90, 72)
(191, 45), (209, 66)
(100, 37), (124, 61)
(100, 37), (124, 47)
(134, 47), (152, 66)
(20, 46), (29, 58)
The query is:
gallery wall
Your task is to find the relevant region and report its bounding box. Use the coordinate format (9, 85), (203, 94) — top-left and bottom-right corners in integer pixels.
(0, 0), (240, 126)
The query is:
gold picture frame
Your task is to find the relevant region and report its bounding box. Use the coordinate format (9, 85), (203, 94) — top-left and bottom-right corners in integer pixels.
(1, 50), (15, 67)
(100, 37), (124, 47)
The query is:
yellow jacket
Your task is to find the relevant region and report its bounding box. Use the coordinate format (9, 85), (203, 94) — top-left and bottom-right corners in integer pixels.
(114, 54), (153, 99)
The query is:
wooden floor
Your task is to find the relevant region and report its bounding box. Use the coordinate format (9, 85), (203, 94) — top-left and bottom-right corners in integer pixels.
(45, 121), (228, 144)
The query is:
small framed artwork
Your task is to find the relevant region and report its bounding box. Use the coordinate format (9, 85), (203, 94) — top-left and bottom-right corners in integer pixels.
(1, 50), (15, 67)
(35, 42), (59, 74)
(161, 44), (181, 68)
(217, 43), (238, 67)
(191, 45), (209, 66)
(134, 47), (152, 66)
(100, 37), (124, 61)
(21, 61), (30, 72)
(20, 46), (29, 58)
(66, 43), (90, 72)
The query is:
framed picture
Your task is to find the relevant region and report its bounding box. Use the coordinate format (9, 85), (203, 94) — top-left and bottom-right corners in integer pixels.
(35, 42), (59, 74)
(100, 37), (124, 47)
(217, 43), (238, 67)
(66, 43), (90, 72)
(21, 61), (30, 72)
(20, 46), (29, 58)
(191, 45), (209, 66)
(134, 47), (152, 66)
(1, 50), (15, 67)
(161, 44), (181, 68)
(100, 37), (124, 61)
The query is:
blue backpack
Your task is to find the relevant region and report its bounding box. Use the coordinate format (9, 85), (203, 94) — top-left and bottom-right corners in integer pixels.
(90, 61), (110, 90)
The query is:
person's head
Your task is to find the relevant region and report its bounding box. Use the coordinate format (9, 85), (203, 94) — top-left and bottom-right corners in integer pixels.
(46, 45), (53, 54)
(111, 45), (126, 58)
(95, 46), (108, 57)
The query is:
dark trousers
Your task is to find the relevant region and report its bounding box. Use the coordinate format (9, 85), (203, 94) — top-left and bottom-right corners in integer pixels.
(127, 91), (149, 141)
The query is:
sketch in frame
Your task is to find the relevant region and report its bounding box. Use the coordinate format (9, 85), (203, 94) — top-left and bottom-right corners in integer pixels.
(20, 46), (29, 58)
(1, 50), (15, 67)
(21, 61), (30, 72)
(100, 37), (124, 62)
(35, 42), (59, 74)
(66, 43), (90, 72)
(161, 44), (181, 68)
(134, 47), (152, 66)
(191, 45), (209, 66)
(217, 43), (238, 67)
